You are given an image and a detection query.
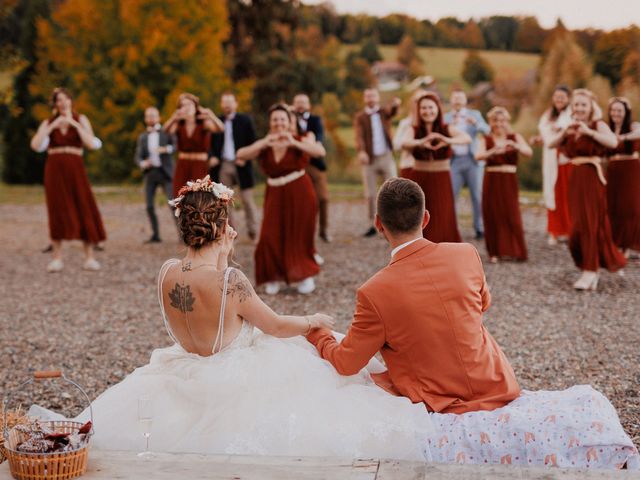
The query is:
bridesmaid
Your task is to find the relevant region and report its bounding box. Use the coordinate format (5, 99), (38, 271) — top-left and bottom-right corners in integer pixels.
(605, 97), (640, 257)
(164, 93), (223, 197)
(537, 85), (573, 245)
(548, 89), (626, 290)
(393, 89), (427, 177)
(237, 104), (326, 295)
(30, 87), (106, 272)
(400, 92), (470, 242)
(475, 107), (532, 263)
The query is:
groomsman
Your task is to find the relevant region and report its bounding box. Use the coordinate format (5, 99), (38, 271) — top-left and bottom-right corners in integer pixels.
(209, 92), (258, 240)
(444, 89), (490, 239)
(354, 88), (401, 237)
(293, 93), (331, 242)
(134, 107), (175, 243)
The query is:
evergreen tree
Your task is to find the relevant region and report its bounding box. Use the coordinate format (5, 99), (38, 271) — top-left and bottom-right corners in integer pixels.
(461, 51), (494, 85)
(359, 38), (382, 64)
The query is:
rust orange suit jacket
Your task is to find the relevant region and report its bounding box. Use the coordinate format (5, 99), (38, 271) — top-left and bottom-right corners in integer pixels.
(307, 239), (520, 414)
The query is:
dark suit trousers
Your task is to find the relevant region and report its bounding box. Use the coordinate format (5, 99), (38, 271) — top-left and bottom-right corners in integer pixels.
(144, 167), (173, 238)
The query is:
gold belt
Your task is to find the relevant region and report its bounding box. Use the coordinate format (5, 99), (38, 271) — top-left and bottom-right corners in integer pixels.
(413, 159), (450, 172)
(608, 152), (639, 161)
(486, 165), (517, 174)
(267, 169), (305, 187)
(570, 156), (607, 185)
(48, 146), (83, 156)
(178, 152), (208, 161)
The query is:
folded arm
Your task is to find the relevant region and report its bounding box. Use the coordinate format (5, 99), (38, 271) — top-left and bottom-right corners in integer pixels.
(307, 289), (385, 376)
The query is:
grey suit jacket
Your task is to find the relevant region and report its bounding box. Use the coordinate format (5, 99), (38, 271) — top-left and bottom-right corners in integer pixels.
(134, 128), (175, 179)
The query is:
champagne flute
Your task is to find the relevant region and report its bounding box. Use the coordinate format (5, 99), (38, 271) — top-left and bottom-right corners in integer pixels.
(137, 396), (155, 458)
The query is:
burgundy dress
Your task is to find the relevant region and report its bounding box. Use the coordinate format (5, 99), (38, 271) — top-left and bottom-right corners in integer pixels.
(560, 121), (626, 271)
(173, 123), (211, 197)
(547, 160), (573, 238)
(482, 134), (527, 260)
(402, 124), (461, 243)
(44, 115), (106, 243)
(606, 138), (640, 251)
(255, 146), (320, 286)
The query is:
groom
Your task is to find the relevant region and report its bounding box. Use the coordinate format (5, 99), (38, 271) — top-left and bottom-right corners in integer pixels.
(307, 178), (520, 413)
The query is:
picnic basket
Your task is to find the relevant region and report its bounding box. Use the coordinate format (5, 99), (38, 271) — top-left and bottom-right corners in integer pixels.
(2, 370), (94, 480)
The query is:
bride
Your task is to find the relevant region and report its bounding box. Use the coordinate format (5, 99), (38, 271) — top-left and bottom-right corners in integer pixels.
(39, 176), (433, 461)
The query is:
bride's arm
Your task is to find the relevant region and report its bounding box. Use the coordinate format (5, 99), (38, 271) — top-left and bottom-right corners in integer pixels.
(227, 269), (334, 337)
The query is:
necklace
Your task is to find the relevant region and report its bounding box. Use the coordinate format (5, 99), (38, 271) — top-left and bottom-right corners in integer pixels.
(181, 261), (218, 272)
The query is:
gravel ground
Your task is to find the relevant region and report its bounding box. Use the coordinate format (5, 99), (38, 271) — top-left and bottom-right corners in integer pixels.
(0, 194), (638, 448)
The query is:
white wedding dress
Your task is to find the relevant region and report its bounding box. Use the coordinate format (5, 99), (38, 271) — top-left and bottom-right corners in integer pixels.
(30, 262), (639, 469)
(32, 263), (433, 461)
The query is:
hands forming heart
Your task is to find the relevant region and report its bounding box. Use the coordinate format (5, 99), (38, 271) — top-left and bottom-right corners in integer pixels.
(422, 133), (448, 151)
(267, 132), (294, 148)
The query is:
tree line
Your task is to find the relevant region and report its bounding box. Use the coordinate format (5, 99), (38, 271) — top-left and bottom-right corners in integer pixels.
(0, 0), (638, 185)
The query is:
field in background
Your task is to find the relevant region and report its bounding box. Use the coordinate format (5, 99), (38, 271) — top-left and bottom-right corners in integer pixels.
(339, 45), (540, 93)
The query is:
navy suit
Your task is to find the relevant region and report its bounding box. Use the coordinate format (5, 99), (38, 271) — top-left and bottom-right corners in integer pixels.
(209, 113), (256, 189)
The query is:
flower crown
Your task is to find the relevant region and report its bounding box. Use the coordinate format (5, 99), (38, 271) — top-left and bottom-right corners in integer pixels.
(168, 175), (234, 217)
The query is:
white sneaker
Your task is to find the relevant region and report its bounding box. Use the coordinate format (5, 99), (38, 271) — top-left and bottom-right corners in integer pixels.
(47, 259), (63, 273)
(313, 253), (325, 266)
(264, 282), (280, 295)
(297, 277), (316, 295)
(83, 258), (101, 271)
(573, 271), (598, 290)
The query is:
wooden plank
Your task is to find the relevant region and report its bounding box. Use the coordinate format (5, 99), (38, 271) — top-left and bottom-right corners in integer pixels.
(2, 451), (636, 480)
(376, 459), (639, 480)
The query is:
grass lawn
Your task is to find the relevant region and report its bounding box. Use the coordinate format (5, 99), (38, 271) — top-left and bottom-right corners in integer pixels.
(340, 44), (539, 93)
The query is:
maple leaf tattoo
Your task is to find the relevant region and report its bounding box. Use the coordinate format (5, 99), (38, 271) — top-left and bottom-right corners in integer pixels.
(169, 283), (195, 313)
(224, 270), (252, 303)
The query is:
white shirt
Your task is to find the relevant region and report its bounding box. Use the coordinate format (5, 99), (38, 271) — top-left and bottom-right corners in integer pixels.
(298, 111), (310, 133)
(147, 124), (161, 167)
(222, 114), (236, 161)
(365, 106), (388, 157)
(390, 237), (422, 258)
(450, 108), (471, 157)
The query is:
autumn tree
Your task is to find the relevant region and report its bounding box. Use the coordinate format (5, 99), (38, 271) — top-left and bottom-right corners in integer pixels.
(2, 0), (52, 184)
(514, 17), (547, 53)
(31, 0), (231, 182)
(359, 37), (383, 64)
(479, 16), (519, 50)
(396, 34), (424, 77)
(459, 20), (485, 49)
(535, 31), (592, 114)
(461, 51), (494, 85)
(593, 27), (640, 87)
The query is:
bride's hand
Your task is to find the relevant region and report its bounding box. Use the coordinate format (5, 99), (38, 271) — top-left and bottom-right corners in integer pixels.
(220, 224), (237, 257)
(309, 313), (335, 331)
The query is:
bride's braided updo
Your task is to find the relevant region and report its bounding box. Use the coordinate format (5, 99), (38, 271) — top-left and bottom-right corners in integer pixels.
(178, 191), (229, 249)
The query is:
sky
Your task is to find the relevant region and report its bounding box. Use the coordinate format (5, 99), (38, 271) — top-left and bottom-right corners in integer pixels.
(303, 0), (639, 30)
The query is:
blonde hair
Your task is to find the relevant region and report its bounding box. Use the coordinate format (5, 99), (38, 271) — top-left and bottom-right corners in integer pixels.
(487, 106), (511, 121)
(572, 89), (602, 121)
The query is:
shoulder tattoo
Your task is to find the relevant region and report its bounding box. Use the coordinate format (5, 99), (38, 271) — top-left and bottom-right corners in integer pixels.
(224, 269), (252, 303)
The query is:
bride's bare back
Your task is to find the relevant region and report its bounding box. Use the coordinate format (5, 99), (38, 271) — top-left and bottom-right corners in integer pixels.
(160, 261), (249, 356)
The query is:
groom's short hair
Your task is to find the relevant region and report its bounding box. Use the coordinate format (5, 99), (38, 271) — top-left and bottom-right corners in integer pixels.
(377, 178), (425, 234)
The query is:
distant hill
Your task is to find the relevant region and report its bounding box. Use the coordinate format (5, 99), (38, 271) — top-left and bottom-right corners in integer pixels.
(340, 45), (540, 93)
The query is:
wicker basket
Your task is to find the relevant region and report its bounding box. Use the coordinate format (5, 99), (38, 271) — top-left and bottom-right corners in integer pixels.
(2, 371), (93, 480)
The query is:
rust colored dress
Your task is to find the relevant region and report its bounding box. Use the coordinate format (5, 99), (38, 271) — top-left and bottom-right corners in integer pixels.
(255, 146), (320, 285)
(173, 123), (211, 196)
(560, 121), (626, 272)
(548, 160), (573, 238)
(402, 124), (461, 243)
(606, 138), (640, 251)
(44, 116), (106, 244)
(482, 135), (527, 260)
